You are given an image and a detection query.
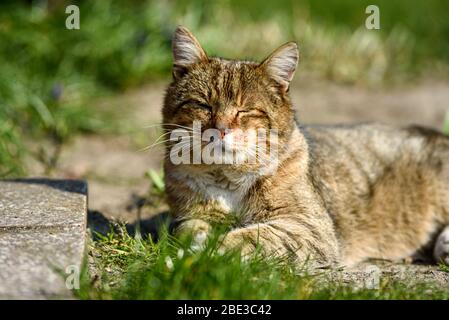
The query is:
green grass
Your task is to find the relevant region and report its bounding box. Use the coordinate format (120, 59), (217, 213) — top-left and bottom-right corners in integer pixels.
(0, 1), (174, 176)
(440, 263), (449, 273)
(77, 226), (449, 300)
(444, 111), (449, 135)
(145, 169), (166, 196)
(76, 172), (449, 300)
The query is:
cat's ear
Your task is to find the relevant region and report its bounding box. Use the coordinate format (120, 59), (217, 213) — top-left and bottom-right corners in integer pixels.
(172, 26), (207, 79)
(261, 42), (299, 91)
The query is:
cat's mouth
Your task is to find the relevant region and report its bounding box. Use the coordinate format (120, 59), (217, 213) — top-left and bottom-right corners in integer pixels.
(166, 125), (279, 169)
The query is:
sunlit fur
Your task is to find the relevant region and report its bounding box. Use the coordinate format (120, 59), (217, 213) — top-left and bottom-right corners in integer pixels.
(162, 26), (449, 267)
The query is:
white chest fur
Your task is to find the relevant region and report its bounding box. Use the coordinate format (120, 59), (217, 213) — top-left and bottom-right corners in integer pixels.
(204, 186), (242, 212)
(183, 169), (257, 213)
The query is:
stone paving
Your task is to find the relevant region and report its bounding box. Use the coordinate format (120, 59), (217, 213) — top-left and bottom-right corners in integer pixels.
(0, 179), (87, 299)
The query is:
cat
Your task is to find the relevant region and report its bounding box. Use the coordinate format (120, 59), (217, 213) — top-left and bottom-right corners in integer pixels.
(162, 26), (449, 267)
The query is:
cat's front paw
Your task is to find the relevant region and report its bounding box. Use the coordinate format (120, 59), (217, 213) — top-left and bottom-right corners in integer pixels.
(434, 226), (449, 265)
(217, 230), (257, 260)
(176, 219), (211, 251)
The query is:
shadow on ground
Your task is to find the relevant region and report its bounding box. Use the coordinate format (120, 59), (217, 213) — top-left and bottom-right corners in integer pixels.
(87, 209), (174, 241)
(3, 178), (87, 195)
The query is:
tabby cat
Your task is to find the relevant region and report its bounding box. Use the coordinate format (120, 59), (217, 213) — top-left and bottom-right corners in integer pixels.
(162, 26), (449, 267)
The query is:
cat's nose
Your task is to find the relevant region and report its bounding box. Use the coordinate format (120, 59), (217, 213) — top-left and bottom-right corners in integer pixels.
(215, 122), (229, 139)
(218, 128), (227, 139)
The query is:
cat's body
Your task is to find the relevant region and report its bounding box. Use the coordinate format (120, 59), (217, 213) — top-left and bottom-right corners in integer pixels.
(163, 26), (449, 267)
(306, 123), (449, 265)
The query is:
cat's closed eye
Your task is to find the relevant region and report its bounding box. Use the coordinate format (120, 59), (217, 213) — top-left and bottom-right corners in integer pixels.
(193, 102), (212, 112)
(178, 100), (212, 113)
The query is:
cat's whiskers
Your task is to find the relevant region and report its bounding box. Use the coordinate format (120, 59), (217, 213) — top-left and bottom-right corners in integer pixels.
(146, 131), (174, 148)
(161, 139), (196, 161)
(144, 131), (277, 166)
(140, 136), (194, 152)
(140, 127), (197, 152)
(230, 142), (277, 165)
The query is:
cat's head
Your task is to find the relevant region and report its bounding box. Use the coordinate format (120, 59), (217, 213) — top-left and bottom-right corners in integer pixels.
(163, 26), (299, 170)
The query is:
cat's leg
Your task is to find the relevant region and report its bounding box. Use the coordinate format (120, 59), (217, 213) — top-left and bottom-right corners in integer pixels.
(434, 226), (449, 265)
(218, 218), (340, 267)
(175, 219), (212, 250)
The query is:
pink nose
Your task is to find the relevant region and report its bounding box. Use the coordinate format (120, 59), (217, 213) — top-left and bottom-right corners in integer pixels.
(219, 129), (226, 139)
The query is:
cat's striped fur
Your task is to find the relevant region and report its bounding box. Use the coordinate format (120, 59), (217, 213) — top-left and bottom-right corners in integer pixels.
(162, 26), (449, 267)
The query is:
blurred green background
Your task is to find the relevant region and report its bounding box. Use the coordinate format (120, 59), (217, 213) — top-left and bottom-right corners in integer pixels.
(1, 0), (449, 177)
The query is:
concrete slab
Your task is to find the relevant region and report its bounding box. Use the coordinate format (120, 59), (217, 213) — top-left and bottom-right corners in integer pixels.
(0, 179), (87, 299)
(0, 179), (87, 228)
